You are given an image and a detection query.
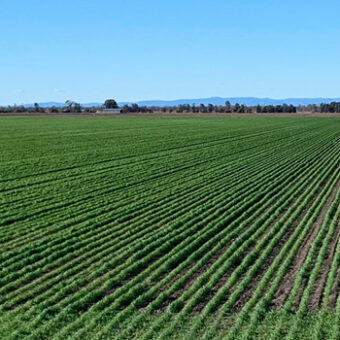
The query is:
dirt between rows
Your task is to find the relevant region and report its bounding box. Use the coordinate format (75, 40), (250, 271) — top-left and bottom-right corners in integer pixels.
(232, 197), (302, 312)
(154, 181), (300, 313)
(309, 225), (340, 310)
(149, 168), (329, 314)
(272, 177), (340, 310)
(329, 263), (340, 309)
(150, 209), (275, 314)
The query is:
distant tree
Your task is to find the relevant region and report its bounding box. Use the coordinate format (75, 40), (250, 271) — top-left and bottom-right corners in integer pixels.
(225, 101), (231, 112)
(282, 104), (289, 113)
(65, 100), (73, 112)
(183, 104), (191, 112)
(175, 105), (182, 113)
(239, 104), (245, 113)
(199, 104), (207, 113)
(34, 102), (40, 112)
(73, 103), (81, 113)
(234, 103), (240, 112)
(65, 100), (81, 113)
(275, 105), (282, 113)
(267, 105), (275, 113)
(131, 103), (139, 112)
(104, 99), (118, 109)
(16, 105), (26, 113)
(307, 104), (317, 112)
(121, 104), (130, 113)
(50, 106), (58, 113)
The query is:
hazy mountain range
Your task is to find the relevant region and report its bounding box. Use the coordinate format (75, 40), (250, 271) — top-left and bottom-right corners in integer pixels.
(21, 97), (340, 108)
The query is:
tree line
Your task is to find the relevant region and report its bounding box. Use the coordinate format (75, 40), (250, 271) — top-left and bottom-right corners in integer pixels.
(2, 99), (340, 114)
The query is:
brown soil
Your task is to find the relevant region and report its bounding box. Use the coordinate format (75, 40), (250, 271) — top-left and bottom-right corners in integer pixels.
(234, 210), (302, 312)
(308, 225), (340, 310)
(232, 188), (321, 312)
(156, 241), (232, 313)
(155, 201), (279, 313)
(192, 197), (296, 313)
(192, 201), (292, 313)
(157, 174), (309, 313)
(329, 266), (340, 309)
(272, 177), (340, 309)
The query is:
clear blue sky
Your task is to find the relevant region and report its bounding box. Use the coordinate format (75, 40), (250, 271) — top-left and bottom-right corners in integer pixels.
(1, 0), (340, 104)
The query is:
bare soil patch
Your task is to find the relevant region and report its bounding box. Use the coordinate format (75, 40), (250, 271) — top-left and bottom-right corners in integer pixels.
(272, 177), (340, 309)
(309, 224), (340, 310)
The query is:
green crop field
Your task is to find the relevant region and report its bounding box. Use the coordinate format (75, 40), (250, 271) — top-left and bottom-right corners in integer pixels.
(2, 116), (340, 339)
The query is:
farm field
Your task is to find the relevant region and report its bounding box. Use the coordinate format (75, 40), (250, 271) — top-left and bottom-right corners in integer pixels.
(2, 116), (340, 339)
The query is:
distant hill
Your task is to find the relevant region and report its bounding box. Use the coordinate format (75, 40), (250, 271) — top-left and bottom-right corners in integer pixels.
(119, 97), (340, 107)
(21, 97), (340, 108)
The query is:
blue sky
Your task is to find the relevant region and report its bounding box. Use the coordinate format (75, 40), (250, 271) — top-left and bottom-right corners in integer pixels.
(1, 0), (340, 104)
